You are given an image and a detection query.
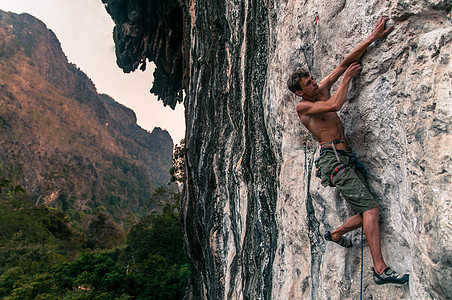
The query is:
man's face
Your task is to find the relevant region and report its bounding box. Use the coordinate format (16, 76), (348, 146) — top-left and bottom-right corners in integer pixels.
(299, 75), (319, 98)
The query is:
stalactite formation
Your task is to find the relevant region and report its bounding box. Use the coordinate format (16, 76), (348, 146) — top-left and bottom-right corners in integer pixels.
(102, 0), (185, 109)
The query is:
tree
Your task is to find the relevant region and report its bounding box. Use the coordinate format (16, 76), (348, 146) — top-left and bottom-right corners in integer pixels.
(84, 210), (125, 250)
(124, 186), (190, 298)
(0, 180), (82, 299)
(0, 179), (27, 209)
(148, 186), (181, 214)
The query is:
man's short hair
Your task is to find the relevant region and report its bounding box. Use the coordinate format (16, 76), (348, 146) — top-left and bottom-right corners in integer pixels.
(287, 69), (310, 93)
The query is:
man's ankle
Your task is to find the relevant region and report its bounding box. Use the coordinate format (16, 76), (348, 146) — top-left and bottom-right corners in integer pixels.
(330, 232), (341, 242)
(374, 265), (388, 275)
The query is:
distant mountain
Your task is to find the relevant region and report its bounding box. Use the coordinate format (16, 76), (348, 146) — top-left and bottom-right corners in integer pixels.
(0, 10), (173, 219)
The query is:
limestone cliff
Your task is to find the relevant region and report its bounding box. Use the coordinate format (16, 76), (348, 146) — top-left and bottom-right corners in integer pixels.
(104, 0), (451, 299)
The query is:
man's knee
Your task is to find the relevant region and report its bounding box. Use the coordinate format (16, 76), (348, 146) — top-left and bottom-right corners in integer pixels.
(363, 205), (380, 217)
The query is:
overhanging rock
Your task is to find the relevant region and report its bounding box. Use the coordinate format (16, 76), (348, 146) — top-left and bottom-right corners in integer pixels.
(102, 0), (185, 109)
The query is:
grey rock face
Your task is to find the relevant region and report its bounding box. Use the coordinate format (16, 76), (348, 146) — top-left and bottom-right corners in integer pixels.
(268, 1), (451, 299)
(183, 1), (451, 299)
(105, 0), (451, 299)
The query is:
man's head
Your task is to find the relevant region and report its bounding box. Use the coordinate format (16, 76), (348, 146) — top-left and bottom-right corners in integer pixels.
(287, 69), (319, 99)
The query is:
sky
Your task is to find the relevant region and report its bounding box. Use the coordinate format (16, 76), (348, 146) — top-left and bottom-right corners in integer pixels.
(0, 0), (185, 145)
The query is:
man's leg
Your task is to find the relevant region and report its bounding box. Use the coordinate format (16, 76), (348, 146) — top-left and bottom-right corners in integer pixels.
(331, 206), (387, 273)
(327, 160), (408, 283)
(330, 213), (363, 242)
(329, 164), (386, 272)
(362, 205), (387, 274)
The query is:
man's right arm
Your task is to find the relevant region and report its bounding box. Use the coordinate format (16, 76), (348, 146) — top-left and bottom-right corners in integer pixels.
(318, 17), (394, 92)
(297, 63), (361, 115)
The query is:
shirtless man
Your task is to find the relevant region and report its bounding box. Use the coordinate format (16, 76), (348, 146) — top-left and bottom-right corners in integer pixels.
(287, 17), (409, 285)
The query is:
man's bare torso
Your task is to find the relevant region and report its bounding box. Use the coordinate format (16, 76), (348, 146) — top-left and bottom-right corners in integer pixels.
(297, 92), (350, 151)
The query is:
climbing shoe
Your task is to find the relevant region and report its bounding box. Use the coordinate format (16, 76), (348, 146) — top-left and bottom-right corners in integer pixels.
(324, 231), (353, 248)
(372, 267), (409, 285)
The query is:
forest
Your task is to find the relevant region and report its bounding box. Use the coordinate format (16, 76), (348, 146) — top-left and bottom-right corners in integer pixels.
(0, 179), (189, 299)
(0, 9), (190, 299)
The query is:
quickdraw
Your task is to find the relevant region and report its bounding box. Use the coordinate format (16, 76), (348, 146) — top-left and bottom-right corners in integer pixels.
(313, 12), (319, 43)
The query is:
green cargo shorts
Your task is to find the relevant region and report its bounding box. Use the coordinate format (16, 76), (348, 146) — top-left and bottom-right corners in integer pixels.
(316, 149), (378, 214)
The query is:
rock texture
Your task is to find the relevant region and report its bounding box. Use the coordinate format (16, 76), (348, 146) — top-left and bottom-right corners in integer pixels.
(105, 0), (451, 299)
(269, 2), (451, 299)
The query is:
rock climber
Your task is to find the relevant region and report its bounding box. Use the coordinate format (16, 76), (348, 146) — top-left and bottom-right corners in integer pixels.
(287, 17), (409, 285)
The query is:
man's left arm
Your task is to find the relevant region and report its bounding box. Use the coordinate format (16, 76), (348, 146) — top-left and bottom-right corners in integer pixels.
(319, 17), (394, 91)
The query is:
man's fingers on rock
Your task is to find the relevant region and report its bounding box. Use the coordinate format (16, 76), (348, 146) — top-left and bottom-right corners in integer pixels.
(385, 25), (394, 34)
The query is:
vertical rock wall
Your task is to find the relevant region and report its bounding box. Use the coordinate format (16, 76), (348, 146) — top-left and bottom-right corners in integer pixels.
(104, 0), (451, 298)
(183, 0), (451, 299)
(183, 1), (278, 298)
(267, 1), (451, 299)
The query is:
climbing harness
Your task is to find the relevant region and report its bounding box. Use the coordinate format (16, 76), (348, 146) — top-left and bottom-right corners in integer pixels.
(315, 141), (369, 187)
(321, 139), (345, 163)
(323, 140), (347, 185)
(330, 163), (347, 186)
(313, 12), (319, 43)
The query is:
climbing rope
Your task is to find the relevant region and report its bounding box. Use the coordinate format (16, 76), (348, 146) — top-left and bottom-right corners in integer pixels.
(360, 228), (364, 300)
